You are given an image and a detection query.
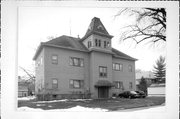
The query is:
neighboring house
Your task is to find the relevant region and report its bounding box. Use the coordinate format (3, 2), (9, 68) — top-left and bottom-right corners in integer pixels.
(18, 82), (28, 97)
(18, 76), (35, 97)
(136, 70), (154, 86)
(33, 17), (137, 100)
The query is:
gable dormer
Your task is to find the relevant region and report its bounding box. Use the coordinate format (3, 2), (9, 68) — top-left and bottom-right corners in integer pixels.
(81, 17), (113, 51)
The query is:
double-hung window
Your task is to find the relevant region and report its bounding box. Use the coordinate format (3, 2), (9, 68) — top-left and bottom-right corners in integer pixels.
(128, 65), (133, 72)
(52, 54), (58, 64)
(70, 57), (84, 67)
(69, 79), (84, 89)
(114, 81), (123, 89)
(113, 63), (123, 71)
(99, 66), (107, 78)
(52, 78), (58, 89)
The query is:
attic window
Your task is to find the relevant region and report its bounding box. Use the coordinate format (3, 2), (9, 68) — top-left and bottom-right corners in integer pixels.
(98, 40), (101, 47)
(107, 42), (110, 47)
(97, 25), (104, 30)
(88, 41), (92, 48)
(95, 39), (98, 46)
(104, 41), (107, 48)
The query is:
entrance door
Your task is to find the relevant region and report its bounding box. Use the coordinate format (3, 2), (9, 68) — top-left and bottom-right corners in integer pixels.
(98, 87), (109, 98)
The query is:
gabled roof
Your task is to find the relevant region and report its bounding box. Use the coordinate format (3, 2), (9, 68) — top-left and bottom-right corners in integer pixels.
(112, 48), (137, 61)
(45, 35), (88, 51)
(81, 17), (113, 41)
(33, 35), (137, 61)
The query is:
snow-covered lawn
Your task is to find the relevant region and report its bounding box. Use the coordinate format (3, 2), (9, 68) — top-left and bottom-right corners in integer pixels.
(18, 96), (36, 101)
(17, 105), (165, 112)
(17, 105), (108, 112)
(18, 96), (165, 112)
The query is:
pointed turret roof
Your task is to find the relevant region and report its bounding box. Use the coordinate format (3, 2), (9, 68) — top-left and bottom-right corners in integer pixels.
(81, 17), (113, 41)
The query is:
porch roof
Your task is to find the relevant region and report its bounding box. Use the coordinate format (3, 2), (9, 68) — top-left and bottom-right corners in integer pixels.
(94, 80), (114, 87)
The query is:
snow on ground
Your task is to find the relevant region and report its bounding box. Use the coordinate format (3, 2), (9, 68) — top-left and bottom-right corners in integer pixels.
(17, 105), (108, 112)
(32, 99), (92, 103)
(18, 96), (36, 101)
(17, 105), (165, 112)
(32, 99), (69, 103)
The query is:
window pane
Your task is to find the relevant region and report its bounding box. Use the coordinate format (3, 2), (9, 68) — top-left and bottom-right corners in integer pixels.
(99, 66), (107, 77)
(107, 42), (110, 47)
(80, 59), (84, 67)
(115, 64), (119, 70)
(69, 80), (73, 88)
(52, 55), (58, 64)
(52, 79), (58, 89)
(104, 41), (106, 48)
(70, 80), (73, 84)
(120, 82), (123, 89)
(113, 63), (115, 70)
(53, 79), (57, 84)
(95, 39), (98, 46)
(120, 64), (123, 71)
(70, 58), (73, 65)
(74, 58), (79, 66)
(99, 40), (101, 47)
(99, 67), (103, 72)
(129, 65), (132, 72)
(74, 80), (80, 88)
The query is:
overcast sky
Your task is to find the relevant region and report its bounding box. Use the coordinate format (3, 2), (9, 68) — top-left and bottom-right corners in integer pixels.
(18, 7), (166, 76)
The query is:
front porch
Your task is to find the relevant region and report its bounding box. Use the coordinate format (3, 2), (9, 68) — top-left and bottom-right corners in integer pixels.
(94, 80), (114, 98)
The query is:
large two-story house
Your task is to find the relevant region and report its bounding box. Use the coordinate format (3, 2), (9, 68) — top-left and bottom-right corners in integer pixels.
(33, 17), (137, 100)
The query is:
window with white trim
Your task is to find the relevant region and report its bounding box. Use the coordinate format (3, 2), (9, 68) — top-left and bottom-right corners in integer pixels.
(70, 57), (84, 67)
(113, 63), (123, 71)
(129, 82), (133, 89)
(99, 66), (107, 78)
(113, 81), (123, 89)
(52, 78), (58, 89)
(52, 54), (58, 64)
(128, 65), (133, 72)
(69, 79), (84, 89)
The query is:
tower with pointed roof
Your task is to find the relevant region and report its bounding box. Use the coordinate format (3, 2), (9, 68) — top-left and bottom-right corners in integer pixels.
(81, 17), (113, 52)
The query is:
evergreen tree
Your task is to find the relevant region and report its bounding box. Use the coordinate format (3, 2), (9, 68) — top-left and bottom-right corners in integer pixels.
(153, 56), (166, 83)
(138, 76), (148, 95)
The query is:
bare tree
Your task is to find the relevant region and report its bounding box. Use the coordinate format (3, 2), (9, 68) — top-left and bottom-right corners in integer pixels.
(116, 8), (166, 45)
(19, 67), (35, 95)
